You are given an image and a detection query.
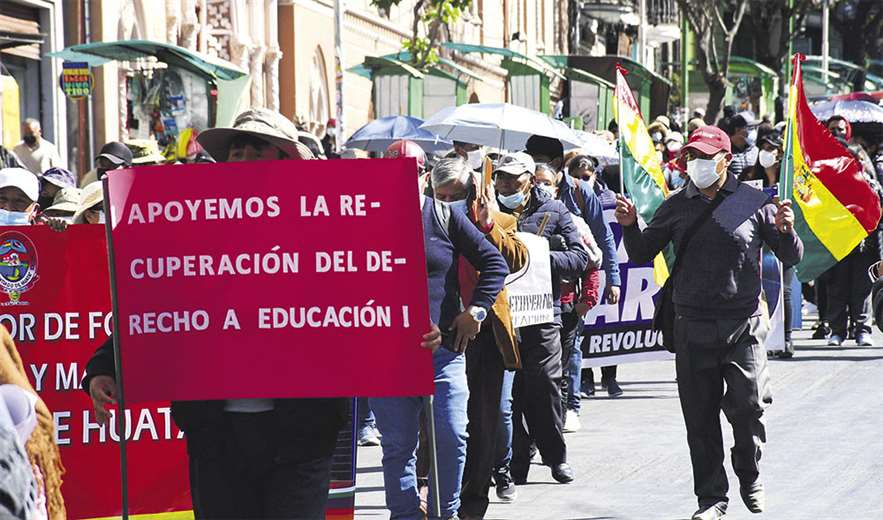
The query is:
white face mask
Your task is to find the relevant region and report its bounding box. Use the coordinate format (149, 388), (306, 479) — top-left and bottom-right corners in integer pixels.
(0, 209), (31, 226)
(466, 149), (484, 170)
(536, 183), (557, 198)
(98, 211), (106, 224)
(686, 156), (722, 189)
(758, 149), (778, 169)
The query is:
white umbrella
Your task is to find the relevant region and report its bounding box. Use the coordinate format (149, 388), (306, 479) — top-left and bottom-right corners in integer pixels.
(568, 130), (619, 166)
(420, 103), (583, 151)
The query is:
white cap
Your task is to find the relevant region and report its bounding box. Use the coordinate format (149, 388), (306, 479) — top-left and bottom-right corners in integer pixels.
(0, 168), (39, 202)
(494, 151), (536, 176)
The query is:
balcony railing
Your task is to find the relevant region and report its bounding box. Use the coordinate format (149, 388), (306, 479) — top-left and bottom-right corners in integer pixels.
(647, 0), (679, 26)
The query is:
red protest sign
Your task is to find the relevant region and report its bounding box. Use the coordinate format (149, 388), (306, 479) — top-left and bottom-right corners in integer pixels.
(0, 225), (191, 518)
(106, 158), (433, 403)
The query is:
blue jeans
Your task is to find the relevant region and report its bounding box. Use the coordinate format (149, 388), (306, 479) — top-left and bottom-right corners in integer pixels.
(357, 397), (376, 437)
(565, 330), (583, 412)
(370, 348), (468, 520)
(495, 369), (515, 470)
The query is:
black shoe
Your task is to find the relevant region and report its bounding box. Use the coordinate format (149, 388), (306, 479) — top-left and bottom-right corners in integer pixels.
(605, 378), (624, 397)
(551, 463), (574, 484)
(856, 332), (875, 346)
(828, 334), (844, 347)
(692, 504), (727, 520)
(580, 381), (596, 398)
(740, 481), (765, 513)
(494, 466), (517, 501)
(812, 322), (831, 340)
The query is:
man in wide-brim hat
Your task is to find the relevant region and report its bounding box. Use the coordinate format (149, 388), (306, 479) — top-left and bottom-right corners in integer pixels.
(83, 108), (442, 519)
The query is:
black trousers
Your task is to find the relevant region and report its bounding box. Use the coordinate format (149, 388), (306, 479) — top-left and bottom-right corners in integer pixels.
(674, 315), (772, 510)
(460, 326), (506, 518)
(511, 322), (566, 479)
(186, 411), (333, 519)
(826, 246), (875, 337)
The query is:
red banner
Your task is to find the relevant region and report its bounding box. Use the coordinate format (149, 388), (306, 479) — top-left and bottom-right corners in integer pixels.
(0, 225), (191, 519)
(106, 158), (433, 403)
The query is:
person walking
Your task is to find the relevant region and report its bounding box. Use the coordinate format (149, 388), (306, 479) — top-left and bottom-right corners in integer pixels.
(370, 156), (509, 520)
(425, 157), (527, 520)
(494, 152), (589, 485)
(615, 126), (803, 520)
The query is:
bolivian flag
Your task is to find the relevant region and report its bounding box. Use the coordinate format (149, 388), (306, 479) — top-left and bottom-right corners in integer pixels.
(781, 54), (882, 282)
(614, 66), (671, 285)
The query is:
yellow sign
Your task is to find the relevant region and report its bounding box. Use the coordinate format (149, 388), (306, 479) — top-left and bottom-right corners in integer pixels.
(0, 75), (21, 150)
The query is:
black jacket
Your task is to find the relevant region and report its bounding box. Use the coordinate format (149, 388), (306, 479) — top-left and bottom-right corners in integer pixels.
(83, 338), (348, 461)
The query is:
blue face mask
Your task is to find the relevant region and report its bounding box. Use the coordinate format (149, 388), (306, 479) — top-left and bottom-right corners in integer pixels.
(0, 209), (31, 226)
(498, 191), (526, 209)
(445, 199), (469, 214)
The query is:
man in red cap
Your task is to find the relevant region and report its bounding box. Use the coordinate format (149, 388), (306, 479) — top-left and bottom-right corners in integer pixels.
(614, 126), (803, 520)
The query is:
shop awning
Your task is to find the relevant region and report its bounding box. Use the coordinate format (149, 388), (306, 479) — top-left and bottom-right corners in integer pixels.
(540, 55), (613, 86)
(442, 43), (564, 79)
(349, 53), (484, 83)
(45, 40), (246, 81)
(728, 56), (777, 78)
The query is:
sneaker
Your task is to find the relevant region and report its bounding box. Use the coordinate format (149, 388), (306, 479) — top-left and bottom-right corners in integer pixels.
(605, 378), (624, 398)
(580, 381), (595, 398)
(494, 467), (517, 501)
(856, 332), (874, 347)
(827, 334), (844, 347)
(812, 322), (831, 340)
(740, 481), (765, 513)
(563, 410), (581, 433)
(358, 427), (381, 446)
(692, 504), (727, 520)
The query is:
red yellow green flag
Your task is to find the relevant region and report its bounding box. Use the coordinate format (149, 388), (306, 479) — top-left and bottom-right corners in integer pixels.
(781, 53), (882, 282)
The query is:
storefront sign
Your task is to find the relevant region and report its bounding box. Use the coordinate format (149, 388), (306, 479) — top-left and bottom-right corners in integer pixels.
(59, 61), (93, 100)
(106, 158), (433, 403)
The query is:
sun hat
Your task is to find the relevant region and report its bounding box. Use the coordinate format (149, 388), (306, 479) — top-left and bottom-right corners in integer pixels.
(197, 108), (315, 161)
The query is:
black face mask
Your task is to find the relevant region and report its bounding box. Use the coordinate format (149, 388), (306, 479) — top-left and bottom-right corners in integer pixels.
(23, 135), (37, 146)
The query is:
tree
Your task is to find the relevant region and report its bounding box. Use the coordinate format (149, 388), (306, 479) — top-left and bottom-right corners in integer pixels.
(676, 0), (750, 124)
(745, 0), (820, 95)
(832, 0), (883, 68)
(371, 0), (472, 70)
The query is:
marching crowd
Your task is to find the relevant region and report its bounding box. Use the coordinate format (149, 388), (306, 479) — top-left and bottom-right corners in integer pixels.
(0, 97), (880, 520)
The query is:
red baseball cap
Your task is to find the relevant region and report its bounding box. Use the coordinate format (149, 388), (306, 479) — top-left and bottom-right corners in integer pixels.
(680, 125), (732, 158)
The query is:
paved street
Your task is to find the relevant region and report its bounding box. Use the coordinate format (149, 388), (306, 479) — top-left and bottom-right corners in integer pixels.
(354, 322), (883, 519)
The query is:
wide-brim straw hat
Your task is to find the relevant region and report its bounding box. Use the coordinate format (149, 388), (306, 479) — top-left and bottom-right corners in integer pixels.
(73, 182), (103, 224)
(197, 109), (315, 161)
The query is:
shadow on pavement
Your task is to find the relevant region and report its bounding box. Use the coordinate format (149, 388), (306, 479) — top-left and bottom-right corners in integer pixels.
(356, 465), (383, 474)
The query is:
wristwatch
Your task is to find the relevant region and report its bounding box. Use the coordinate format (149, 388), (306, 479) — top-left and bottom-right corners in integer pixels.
(468, 306), (488, 323)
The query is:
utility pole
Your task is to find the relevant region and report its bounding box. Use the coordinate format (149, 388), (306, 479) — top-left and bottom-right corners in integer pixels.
(681, 10), (689, 116)
(821, 0), (830, 80)
(638, 0), (648, 64)
(334, 0), (345, 152)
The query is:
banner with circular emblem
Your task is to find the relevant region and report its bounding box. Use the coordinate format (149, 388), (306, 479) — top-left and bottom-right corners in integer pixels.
(59, 61), (93, 100)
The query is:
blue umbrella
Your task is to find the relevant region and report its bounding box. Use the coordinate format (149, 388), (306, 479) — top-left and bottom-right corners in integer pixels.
(345, 116), (451, 152)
